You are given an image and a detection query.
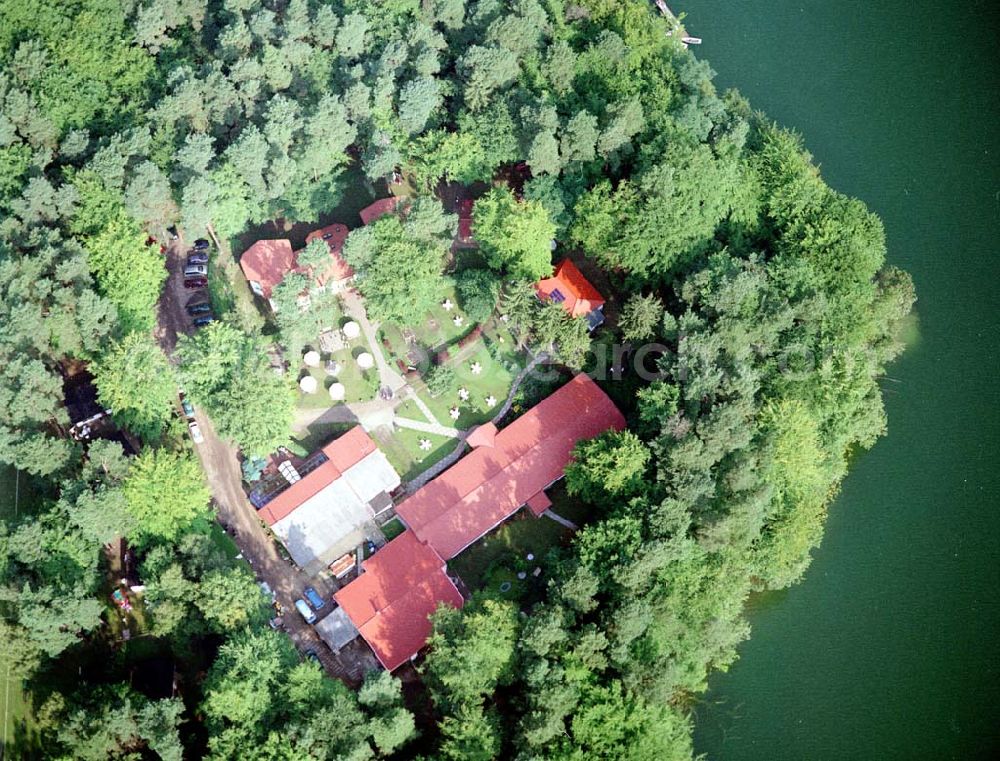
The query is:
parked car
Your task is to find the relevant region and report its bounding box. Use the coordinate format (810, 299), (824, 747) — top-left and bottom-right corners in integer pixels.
(193, 315), (214, 327)
(186, 301), (211, 316)
(303, 586), (326, 610)
(188, 420), (204, 444)
(184, 264), (208, 277)
(181, 398), (195, 418)
(294, 598), (317, 624)
(187, 252), (209, 266)
(184, 277), (207, 289)
(193, 238), (210, 249)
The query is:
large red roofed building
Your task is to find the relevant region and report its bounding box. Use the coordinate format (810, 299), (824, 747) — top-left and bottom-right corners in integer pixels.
(396, 373), (626, 560)
(240, 223), (353, 309)
(333, 530), (463, 671)
(359, 196), (403, 226)
(536, 258), (606, 329)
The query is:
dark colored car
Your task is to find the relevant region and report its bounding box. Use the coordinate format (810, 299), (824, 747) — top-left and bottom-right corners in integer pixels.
(193, 238), (210, 250)
(187, 250), (209, 265)
(186, 302), (211, 316)
(193, 315), (214, 327)
(303, 586), (325, 610)
(184, 277), (207, 289)
(181, 399), (195, 418)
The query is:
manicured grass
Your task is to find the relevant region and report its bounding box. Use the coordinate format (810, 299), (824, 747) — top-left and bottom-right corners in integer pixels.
(417, 341), (520, 430)
(376, 426), (455, 482)
(381, 517), (407, 541)
(0, 651), (35, 755)
(448, 510), (572, 593)
(543, 482), (591, 528)
(0, 465), (35, 520)
(395, 398), (425, 421)
(294, 348), (378, 409)
(379, 284), (475, 366)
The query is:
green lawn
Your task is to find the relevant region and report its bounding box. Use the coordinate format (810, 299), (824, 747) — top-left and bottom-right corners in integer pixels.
(289, 421), (356, 457)
(294, 349), (378, 409)
(0, 651), (35, 756)
(381, 517), (407, 541)
(375, 426), (455, 482)
(416, 340), (521, 430)
(448, 510), (572, 597)
(379, 283), (476, 367)
(543, 482), (591, 528)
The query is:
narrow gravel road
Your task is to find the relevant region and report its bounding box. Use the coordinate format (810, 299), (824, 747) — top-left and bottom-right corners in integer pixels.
(155, 235), (376, 685)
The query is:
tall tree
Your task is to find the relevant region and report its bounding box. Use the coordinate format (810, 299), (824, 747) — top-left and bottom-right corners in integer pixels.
(93, 333), (176, 442)
(473, 188), (555, 281)
(122, 449), (211, 545)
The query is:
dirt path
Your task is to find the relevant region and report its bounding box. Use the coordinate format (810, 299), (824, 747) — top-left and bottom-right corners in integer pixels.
(153, 236), (192, 357)
(154, 235), (376, 685)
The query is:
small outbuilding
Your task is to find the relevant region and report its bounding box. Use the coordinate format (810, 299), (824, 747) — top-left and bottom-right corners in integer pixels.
(314, 606), (360, 653)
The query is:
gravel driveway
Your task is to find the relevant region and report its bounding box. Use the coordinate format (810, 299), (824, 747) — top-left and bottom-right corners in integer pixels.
(155, 234), (378, 685)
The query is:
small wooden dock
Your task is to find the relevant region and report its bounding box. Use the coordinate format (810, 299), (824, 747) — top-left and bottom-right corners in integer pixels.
(652, 0), (702, 47)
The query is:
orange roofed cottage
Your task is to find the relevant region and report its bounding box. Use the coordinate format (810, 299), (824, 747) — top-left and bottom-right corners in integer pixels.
(239, 223), (352, 310)
(330, 374), (624, 670)
(535, 258), (606, 330)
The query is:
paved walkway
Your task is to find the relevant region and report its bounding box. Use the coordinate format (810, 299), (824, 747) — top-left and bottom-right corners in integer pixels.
(402, 351), (550, 494)
(293, 397), (398, 431)
(542, 510), (578, 531)
(341, 289), (406, 394)
(394, 416), (460, 437)
(405, 387), (445, 427)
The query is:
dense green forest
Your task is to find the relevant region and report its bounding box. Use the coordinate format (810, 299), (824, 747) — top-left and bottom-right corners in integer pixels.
(0, 0), (913, 758)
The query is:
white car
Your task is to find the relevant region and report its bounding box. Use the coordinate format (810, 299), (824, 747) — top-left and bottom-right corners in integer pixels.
(188, 420), (204, 444)
(183, 264), (208, 277)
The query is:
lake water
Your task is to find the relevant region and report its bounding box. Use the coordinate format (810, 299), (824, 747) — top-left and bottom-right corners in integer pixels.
(672, 1), (1000, 759)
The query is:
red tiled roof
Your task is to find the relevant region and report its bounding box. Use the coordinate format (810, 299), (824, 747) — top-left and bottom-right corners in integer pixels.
(466, 423), (497, 449)
(535, 258), (605, 318)
(526, 491), (552, 517)
(359, 197), (402, 226)
(258, 428), (377, 526)
(396, 374), (625, 560)
(334, 530), (463, 671)
(304, 223), (353, 284)
(239, 239), (295, 298)
(321, 426), (374, 471)
(241, 225), (355, 300)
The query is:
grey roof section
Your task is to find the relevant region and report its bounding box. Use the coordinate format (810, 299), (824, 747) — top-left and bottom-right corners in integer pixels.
(315, 606), (359, 652)
(271, 450), (400, 571)
(272, 477), (371, 569)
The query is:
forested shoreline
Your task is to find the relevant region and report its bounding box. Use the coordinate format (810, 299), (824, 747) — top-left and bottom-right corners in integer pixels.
(0, 0), (913, 758)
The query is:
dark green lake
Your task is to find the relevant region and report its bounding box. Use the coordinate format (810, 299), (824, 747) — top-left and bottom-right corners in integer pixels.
(672, 1), (1000, 758)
